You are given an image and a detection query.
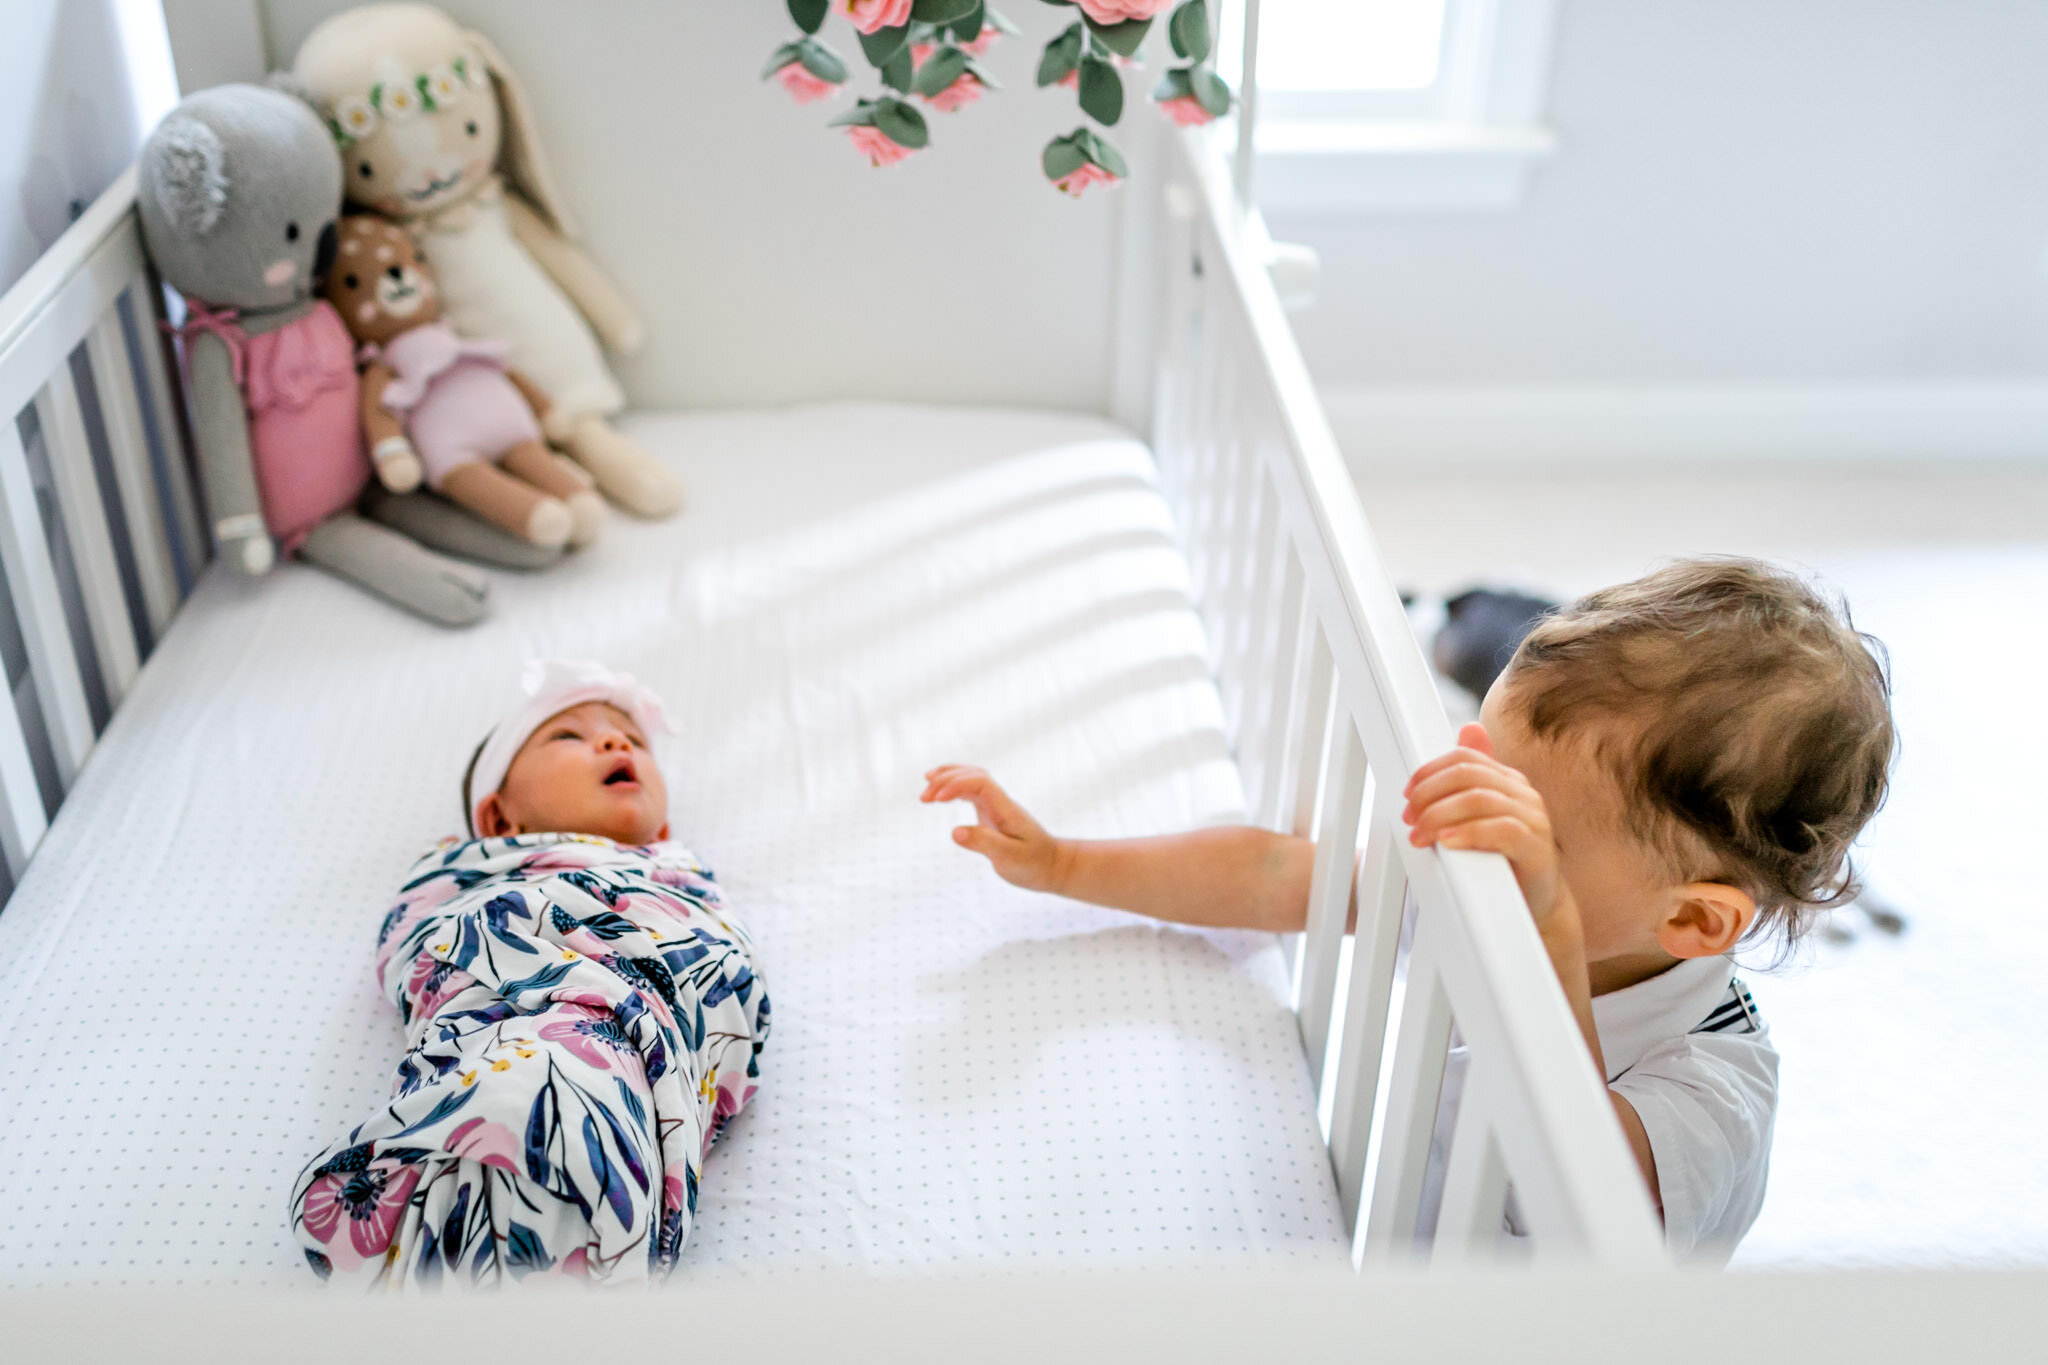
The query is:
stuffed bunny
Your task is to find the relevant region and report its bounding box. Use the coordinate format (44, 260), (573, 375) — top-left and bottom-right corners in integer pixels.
(325, 215), (602, 548)
(135, 83), (562, 627)
(293, 4), (684, 519)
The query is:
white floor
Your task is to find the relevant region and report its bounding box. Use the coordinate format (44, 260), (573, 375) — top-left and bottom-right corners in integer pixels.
(1352, 463), (2048, 1271)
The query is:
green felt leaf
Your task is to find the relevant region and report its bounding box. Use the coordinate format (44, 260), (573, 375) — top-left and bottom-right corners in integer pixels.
(945, 1), (985, 42)
(911, 0), (979, 22)
(1042, 136), (1087, 182)
(873, 97), (931, 148)
(1074, 127), (1128, 176)
(761, 40), (806, 80)
(985, 4), (1021, 35)
(1035, 23), (1083, 86)
(799, 39), (849, 83)
(826, 100), (881, 128)
(912, 45), (971, 95)
(1152, 65), (1194, 101)
(1191, 65), (1232, 115)
(859, 23), (912, 67)
(1082, 14), (1152, 57)
(1168, 0), (1212, 62)
(787, 0), (829, 35)
(963, 54), (1002, 90)
(879, 43), (916, 91)
(1077, 52), (1124, 126)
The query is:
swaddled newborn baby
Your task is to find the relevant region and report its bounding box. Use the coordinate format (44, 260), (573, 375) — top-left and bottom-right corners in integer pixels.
(290, 662), (769, 1288)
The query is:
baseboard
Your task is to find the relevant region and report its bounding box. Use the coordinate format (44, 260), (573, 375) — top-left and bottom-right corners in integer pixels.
(1319, 382), (2048, 470)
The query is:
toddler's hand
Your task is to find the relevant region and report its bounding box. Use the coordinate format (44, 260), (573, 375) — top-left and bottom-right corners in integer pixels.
(920, 765), (1067, 894)
(1402, 723), (1564, 922)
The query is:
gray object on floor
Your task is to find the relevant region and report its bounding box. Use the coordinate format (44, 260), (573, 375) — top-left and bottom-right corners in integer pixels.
(1432, 587), (1559, 701)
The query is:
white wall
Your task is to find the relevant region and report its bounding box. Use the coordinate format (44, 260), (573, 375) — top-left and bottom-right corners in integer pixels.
(1, 0), (178, 296)
(1266, 0), (2048, 461)
(251, 0), (1146, 415)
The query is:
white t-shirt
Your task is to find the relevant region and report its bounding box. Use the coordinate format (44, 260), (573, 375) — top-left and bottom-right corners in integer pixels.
(1421, 954), (1777, 1263)
(1597, 953), (1778, 1263)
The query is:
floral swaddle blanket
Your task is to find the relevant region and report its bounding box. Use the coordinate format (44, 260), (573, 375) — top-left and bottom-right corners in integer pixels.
(289, 834), (769, 1287)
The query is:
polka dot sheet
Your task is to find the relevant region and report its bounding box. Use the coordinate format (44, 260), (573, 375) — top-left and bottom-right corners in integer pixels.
(0, 404), (1348, 1287)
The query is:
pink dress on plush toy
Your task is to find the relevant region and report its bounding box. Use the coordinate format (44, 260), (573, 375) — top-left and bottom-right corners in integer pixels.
(178, 299), (369, 551)
(364, 321), (542, 491)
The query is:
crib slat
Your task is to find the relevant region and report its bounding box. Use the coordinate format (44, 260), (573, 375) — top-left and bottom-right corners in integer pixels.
(1215, 452), (1266, 743)
(35, 367), (140, 704)
(0, 654), (49, 880)
(0, 420), (95, 786)
(125, 277), (204, 583)
(1290, 623), (1334, 839)
(1298, 713), (1365, 1094)
(1361, 909), (1457, 1263)
(84, 309), (177, 640)
(1327, 776), (1410, 1229)
(1251, 543), (1306, 829)
(1433, 1061), (1511, 1263)
(1229, 461), (1283, 765)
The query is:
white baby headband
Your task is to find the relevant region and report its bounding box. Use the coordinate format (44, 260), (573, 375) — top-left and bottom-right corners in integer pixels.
(466, 659), (673, 835)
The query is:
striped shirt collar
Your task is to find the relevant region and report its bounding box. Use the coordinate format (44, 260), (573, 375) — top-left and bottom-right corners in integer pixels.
(1591, 953), (1741, 1082)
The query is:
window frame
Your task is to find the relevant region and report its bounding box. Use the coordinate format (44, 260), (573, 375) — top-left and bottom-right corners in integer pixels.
(1247, 0), (1561, 214)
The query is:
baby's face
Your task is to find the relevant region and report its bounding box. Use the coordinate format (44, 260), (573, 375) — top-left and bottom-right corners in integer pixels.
(476, 702), (669, 846)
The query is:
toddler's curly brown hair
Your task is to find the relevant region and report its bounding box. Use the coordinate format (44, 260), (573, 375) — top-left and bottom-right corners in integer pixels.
(1502, 557), (1895, 951)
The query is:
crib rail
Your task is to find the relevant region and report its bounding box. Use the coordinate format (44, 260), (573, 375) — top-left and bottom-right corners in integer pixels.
(0, 167), (205, 900)
(1150, 131), (1662, 1267)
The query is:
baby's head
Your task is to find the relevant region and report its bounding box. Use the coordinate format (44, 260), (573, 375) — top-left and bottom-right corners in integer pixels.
(464, 661), (672, 846)
(1480, 558), (1894, 964)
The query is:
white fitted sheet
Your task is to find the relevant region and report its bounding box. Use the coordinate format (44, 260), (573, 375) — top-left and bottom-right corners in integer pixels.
(0, 403), (1347, 1287)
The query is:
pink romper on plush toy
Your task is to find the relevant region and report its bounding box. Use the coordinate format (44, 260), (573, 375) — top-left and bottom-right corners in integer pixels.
(365, 321), (542, 491)
(178, 299), (369, 551)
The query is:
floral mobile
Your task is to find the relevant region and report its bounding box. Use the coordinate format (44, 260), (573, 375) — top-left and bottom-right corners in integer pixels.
(761, 0), (1233, 195)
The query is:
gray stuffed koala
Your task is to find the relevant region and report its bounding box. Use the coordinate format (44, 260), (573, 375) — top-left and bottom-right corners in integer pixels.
(136, 82), (557, 627)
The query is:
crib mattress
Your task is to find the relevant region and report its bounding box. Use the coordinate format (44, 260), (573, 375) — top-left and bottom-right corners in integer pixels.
(0, 403), (1347, 1287)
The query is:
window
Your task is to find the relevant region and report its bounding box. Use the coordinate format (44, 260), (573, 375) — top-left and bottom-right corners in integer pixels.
(1257, 0), (1450, 117)
(1245, 0), (1560, 213)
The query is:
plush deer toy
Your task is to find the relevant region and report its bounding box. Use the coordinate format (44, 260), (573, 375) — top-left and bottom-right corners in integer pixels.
(325, 215), (602, 549)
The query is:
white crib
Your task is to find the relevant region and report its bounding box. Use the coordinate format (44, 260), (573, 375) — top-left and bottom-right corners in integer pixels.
(0, 0), (1660, 1312)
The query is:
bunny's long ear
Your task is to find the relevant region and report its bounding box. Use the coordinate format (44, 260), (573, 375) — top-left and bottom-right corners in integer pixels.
(147, 115), (229, 237)
(465, 28), (578, 239)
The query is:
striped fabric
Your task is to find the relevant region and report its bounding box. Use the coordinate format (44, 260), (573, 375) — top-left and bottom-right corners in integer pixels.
(1691, 978), (1764, 1036)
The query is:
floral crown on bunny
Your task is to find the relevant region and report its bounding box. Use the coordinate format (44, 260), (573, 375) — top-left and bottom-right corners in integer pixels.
(326, 49), (489, 147)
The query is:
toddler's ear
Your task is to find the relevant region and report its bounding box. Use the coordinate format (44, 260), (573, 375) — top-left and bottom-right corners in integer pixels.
(1658, 882), (1757, 959)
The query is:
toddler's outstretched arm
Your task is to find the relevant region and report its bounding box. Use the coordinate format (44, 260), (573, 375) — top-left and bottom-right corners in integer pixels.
(920, 765), (1316, 932)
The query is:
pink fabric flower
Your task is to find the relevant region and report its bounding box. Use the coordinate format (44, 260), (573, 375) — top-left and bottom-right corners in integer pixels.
(843, 0), (913, 34)
(910, 42), (935, 66)
(961, 30), (1001, 57)
(445, 1117), (523, 1172)
(923, 74), (983, 113)
(538, 1004), (634, 1070)
(1058, 51), (1134, 87)
(1075, 0), (1171, 23)
(1160, 94), (1215, 127)
(1054, 162), (1121, 198)
(404, 955), (475, 1020)
(847, 124), (917, 167)
(776, 62), (840, 104)
(703, 1081), (759, 1159)
(299, 1159), (422, 1268)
